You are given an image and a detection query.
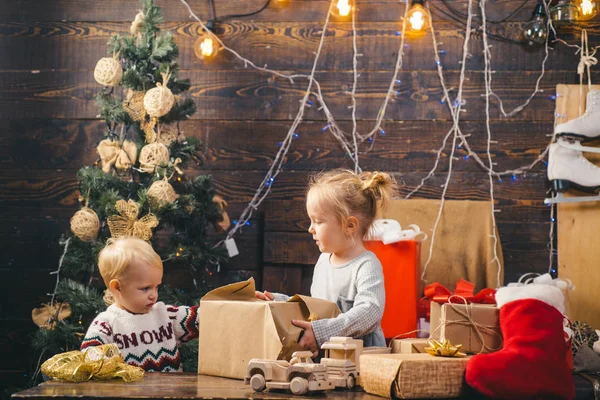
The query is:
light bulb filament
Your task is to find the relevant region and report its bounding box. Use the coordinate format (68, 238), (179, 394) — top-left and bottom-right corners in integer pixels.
(581, 0), (595, 15)
(409, 10), (425, 31)
(200, 37), (214, 57)
(336, 0), (351, 17)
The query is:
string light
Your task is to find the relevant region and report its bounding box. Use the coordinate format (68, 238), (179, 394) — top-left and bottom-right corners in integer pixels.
(523, 0), (548, 47)
(407, 0), (429, 32)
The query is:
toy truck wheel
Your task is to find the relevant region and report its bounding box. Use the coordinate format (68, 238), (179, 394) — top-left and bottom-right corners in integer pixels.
(250, 374), (266, 392)
(346, 375), (355, 389)
(290, 377), (309, 395)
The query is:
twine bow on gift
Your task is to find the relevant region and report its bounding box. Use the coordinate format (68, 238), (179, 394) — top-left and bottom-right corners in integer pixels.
(41, 344), (144, 383)
(107, 199), (158, 241)
(97, 139), (137, 173)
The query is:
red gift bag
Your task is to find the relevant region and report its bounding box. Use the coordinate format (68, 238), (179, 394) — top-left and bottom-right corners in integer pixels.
(364, 240), (421, 339)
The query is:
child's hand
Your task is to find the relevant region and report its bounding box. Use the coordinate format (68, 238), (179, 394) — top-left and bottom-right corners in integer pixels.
(255, 290), (274, 301)
(292, 320), (319, 358)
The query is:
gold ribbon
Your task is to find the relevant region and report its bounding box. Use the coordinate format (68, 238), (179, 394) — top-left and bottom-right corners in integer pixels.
(97, 139), (137, 173)
(107, 199), (158, 241)
(425, 338), (466, 357)
(41, 344), (144, 383)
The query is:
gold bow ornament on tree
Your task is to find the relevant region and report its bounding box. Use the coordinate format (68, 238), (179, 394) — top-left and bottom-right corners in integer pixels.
(212, 195), (231, 233)
(41, 343), (144, 383)
(32, 302), (72, 330)
(97, 139), (138, 174)
(107, 199), (158, 241)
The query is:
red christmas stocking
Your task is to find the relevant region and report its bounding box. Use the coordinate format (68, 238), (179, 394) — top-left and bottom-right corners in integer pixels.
(465, 284), (574, 400)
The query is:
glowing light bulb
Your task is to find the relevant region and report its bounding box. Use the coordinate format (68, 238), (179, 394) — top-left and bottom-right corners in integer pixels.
(336, 0), (351, 17)
(194, 32), (219, 60)
(406, 1), (428, 32)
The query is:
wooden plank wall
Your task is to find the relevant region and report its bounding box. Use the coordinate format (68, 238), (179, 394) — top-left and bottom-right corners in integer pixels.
(0, 0), (596, 389)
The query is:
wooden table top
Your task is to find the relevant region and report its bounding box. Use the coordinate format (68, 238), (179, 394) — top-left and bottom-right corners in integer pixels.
(12, 373), (384, 399)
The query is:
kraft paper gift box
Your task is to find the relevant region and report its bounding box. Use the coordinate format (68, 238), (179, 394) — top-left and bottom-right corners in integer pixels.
(429, 302), (501, 354)
(197, 278), (340, 379)
(360, 353), (470, 399)
(391, 338), (429, 354)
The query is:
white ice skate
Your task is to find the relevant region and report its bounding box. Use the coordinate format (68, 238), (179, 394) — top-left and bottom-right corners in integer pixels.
(544, 138), (600, 204)
(554, 89), (600, 143)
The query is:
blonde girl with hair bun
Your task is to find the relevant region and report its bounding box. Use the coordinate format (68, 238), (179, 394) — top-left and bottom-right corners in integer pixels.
(81, 237), (199, 372)
(257, 169), (397, 356)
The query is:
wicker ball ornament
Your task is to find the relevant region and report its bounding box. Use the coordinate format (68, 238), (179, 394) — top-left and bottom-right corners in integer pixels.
(148, 179), (179, 208)
(94, 57), (123, 87)
(139, 143), (170, 173)
(143, 73), (175, 118)
(70, 207), (100, 242)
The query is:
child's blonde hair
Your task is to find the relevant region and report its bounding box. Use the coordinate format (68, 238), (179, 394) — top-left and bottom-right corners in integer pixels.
(307, 169), (397, 235)
(98, 237), (163, 304)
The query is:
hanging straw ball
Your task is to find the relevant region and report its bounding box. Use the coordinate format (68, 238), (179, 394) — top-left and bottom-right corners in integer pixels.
(139, 143), (170, 173)
(70, 207), (100, 242)
(148, 180), (179, 208)
(143, 73), (175, 118)
(94, 57), (123, 87)
(157, 124), (179, 146)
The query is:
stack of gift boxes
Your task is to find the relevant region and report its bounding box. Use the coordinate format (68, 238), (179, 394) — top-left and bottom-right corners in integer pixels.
(360, 280), (502, 399)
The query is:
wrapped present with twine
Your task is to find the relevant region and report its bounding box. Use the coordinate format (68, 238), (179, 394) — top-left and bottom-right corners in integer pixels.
(429, 301), (502, 355)
(360, 353), (469, 399)
(41, 344), (144, 383)
(391, 338), (429, 354)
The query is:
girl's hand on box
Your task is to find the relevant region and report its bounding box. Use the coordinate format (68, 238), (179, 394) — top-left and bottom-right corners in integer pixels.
(292, 320), (319, 358)
(255, 290), (274, 301)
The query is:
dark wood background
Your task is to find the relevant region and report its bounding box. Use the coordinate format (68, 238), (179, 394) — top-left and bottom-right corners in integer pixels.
(1, 0), (596, 392)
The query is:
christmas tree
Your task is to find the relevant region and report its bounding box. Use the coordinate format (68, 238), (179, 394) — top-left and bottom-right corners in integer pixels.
(31, 0), (227, 374)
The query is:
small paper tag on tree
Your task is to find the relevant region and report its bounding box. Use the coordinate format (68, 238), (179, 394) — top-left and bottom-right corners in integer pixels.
(225, 238), (239, 257)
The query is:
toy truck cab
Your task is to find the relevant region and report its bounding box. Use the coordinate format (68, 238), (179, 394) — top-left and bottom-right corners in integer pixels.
(245, 351), (334, 395)
(320, 337), (363, 389)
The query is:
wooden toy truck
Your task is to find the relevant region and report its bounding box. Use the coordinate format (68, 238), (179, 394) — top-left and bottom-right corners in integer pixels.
(244, 351), (334, 395)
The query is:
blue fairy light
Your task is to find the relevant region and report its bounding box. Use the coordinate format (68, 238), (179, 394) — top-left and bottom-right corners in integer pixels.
(293, 133), (299, 139)
(322, 124), (330, 132)
(379, 128), (386, 135)
(245, 221), (251, 226)
(368, 137), (374, 143)
(277, 141), (282, 147)
(511, 175), (517, 181)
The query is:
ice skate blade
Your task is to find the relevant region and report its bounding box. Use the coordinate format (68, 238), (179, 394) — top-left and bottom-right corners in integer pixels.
(557, 138), (600, 154)
(544, 192), (600, 204)
(555, 132), (600, 143)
